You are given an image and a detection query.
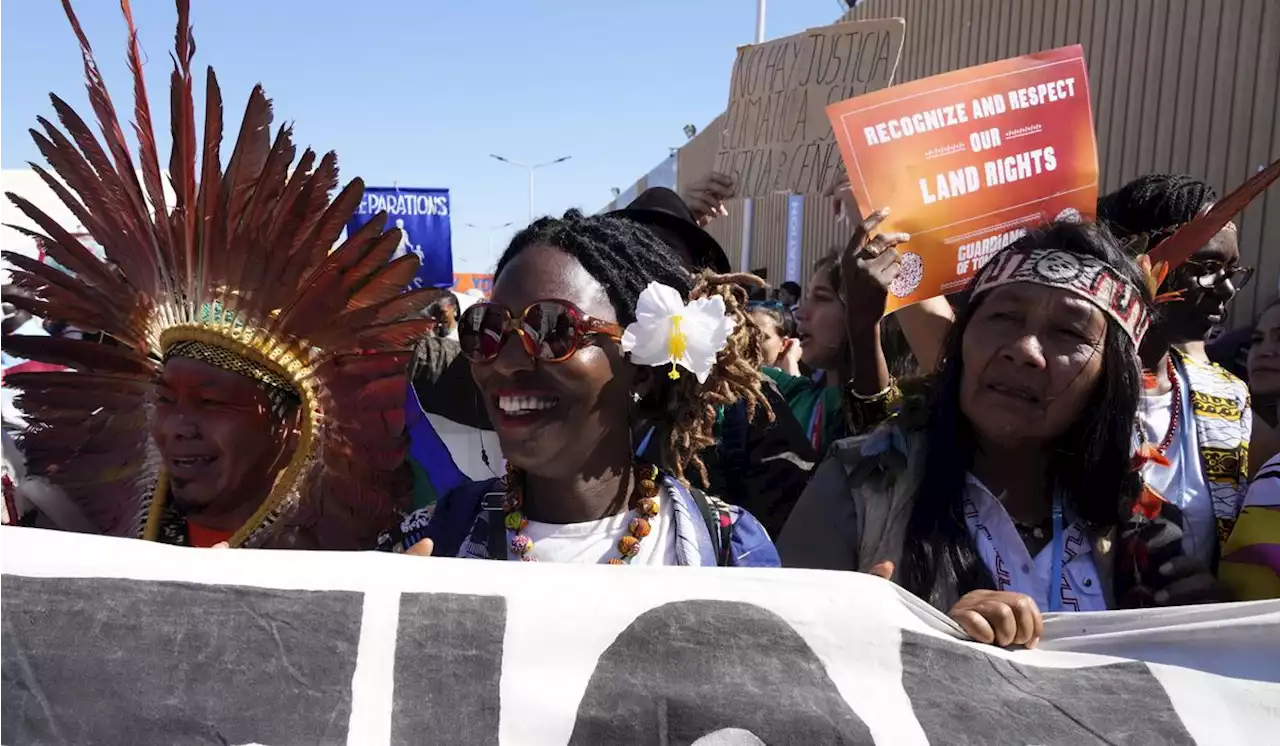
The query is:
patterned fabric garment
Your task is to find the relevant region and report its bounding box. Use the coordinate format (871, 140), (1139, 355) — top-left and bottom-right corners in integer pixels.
(1219, 453), (1280, 600)
(1174, 350), (1252, 545)
(155, 504), (192, 547)
(962, 475), (1107, 612)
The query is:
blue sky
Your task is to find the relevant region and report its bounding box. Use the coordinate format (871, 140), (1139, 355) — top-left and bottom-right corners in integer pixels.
(1, 1), (844, 273)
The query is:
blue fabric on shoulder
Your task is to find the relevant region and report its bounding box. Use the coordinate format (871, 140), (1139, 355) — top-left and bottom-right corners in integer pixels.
(405, 381), (468, 502)
(726, 506), (780, 567)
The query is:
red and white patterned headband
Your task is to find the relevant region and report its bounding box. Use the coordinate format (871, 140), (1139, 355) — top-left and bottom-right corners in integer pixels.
(972, 248), (1151, 346)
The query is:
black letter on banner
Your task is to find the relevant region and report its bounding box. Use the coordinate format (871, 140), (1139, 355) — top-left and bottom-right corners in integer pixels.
(1, 576), (362, 746)
(899, 630), (1196, 745)
(569, 600), (873, 744)
(392, 593), (506, 746)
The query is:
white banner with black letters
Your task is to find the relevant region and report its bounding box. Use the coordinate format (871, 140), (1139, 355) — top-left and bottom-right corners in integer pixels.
(2, 527), (1278, 745)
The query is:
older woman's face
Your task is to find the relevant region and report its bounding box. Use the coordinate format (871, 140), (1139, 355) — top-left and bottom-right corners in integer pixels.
(1248, 305), (1280, 397)
(960, 283), (1109, 447)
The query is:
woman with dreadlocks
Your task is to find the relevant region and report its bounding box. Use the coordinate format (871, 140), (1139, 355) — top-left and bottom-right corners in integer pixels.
(379, 210), (778, 566)
(1098, 173), (1252, 583)
(780, 221), (1233, 647)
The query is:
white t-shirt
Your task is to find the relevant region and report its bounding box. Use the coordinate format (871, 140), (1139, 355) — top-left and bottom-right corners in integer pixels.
(510, 489), (678, 565)
(1139, 367), (1216, 567)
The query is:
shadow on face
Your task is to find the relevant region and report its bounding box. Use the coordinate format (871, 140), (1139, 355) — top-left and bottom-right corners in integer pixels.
(471, 243), (637, 479)
(151, 357), (297, 522)
(959, 283), (1107, 447)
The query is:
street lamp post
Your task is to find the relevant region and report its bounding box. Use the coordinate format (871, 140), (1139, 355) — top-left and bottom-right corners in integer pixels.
(463, 221), (515, 259)
(489, 154), (572, 225)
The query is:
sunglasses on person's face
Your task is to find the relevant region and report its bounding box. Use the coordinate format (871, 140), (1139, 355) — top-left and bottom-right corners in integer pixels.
(458, 300), (624, 363)
(747, 300), (785, 311)
(1180, 259), (1254, 291)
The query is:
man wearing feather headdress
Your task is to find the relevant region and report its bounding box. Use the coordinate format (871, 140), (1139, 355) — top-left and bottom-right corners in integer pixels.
(2, 0), (436, 548)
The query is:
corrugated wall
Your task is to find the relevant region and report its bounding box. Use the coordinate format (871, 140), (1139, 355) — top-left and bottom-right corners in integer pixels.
(838, 0), (1280, 325)
(621, 0), (1278, 324)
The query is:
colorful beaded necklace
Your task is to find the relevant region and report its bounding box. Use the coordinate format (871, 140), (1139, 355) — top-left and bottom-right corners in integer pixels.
(502, 462), (661, 563)
(1141, 356), (1182, 455)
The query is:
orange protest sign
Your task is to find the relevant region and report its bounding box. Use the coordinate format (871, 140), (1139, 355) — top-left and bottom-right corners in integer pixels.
(827, 45), (1099, 311)
(452, 273), (493, 295)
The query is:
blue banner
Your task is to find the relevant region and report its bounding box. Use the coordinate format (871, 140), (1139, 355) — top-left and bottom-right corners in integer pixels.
(785, 195), (804, 283)
(347, 187), (453, 289)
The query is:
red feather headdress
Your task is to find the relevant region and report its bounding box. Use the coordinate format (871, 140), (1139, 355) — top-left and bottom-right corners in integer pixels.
(2, 0), (438, 547)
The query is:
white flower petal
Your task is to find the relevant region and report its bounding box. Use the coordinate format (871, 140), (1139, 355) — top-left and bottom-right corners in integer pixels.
(621, 319), (672, 366)
(634, 282), (687, 325)
(674, 296), (736, 384)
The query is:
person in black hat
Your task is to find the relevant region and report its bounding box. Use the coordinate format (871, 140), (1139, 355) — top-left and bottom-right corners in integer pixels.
(608, 186), (731, 273)
(609, 182), (820, 537)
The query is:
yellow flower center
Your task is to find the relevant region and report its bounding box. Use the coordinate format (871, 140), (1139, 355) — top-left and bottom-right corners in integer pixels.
(668, 315), (687, 380)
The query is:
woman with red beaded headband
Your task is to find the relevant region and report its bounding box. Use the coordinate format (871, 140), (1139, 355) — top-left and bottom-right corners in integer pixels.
(379, 210), (779, 567)
(779, 220), (1233, 648)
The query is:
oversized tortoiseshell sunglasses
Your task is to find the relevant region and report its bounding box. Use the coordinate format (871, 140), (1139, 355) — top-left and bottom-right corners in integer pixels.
(458, 300), (624, 363)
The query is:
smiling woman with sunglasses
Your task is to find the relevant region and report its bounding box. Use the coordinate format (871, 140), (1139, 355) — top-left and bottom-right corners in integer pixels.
(378, 210), (779, 567)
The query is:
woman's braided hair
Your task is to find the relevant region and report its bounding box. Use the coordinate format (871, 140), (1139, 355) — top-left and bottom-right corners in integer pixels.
(1097, 172), (1216, 241)
(494, 209), (772, 486)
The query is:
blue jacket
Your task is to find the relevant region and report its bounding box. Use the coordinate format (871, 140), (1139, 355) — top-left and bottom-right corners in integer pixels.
(379, 474), (779, 568)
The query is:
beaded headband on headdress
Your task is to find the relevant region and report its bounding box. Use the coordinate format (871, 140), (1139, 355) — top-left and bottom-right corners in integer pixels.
(163, 339), (301, 417)
(972, 248), (1151, 345)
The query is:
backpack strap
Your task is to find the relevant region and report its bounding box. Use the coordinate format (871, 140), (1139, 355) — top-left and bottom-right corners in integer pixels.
(481, 488), (508, 560)
(420, 478), (502, 558)
(688, 486), (734, 567)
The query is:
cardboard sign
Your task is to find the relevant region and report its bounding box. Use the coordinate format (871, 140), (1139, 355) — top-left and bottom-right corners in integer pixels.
(715, 19), (906, 199)
(828, 45), (1099, 311)
(4, 527), (1279, 744)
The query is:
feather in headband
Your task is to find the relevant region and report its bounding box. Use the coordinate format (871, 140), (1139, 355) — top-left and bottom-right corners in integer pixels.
(1126, 158), (1280, 304)
(2, 0), (440, 547)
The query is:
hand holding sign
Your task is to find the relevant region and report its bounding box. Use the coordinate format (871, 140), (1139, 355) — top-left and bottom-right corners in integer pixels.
(839, 208), (912, 337)
(681, 172), (735, 226)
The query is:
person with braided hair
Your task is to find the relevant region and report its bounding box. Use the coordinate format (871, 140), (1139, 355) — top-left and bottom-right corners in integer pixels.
(1098, 173), (1253, 581)
(379, 210), (779, 566)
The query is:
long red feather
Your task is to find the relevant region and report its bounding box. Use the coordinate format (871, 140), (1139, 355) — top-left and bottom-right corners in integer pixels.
(119, 0), (171, 236)
(1, 336), (154, 378)
(193, 66), (224, 313)
(59, 0), (156, 262)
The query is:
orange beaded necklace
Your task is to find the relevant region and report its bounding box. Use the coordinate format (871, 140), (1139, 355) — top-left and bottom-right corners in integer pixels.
(502, 462), (661, 563)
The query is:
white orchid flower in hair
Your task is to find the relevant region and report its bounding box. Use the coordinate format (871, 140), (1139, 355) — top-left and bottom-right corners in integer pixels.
(621, 282), (735, 384)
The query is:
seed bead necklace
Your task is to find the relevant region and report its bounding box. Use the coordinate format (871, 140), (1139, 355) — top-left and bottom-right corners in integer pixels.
(502, 462), (661, 563)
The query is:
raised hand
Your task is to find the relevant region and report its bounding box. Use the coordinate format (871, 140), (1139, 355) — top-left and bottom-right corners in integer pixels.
(681, 172), (735, 226)
(839, 208), (912, 336)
